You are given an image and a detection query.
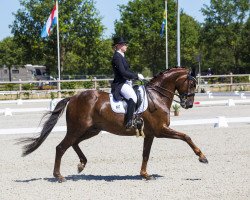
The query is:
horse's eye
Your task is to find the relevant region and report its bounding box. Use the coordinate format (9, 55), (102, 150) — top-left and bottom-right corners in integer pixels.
(189, 83), (195, 89)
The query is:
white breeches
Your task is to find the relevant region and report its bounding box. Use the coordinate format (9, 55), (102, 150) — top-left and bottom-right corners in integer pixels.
(120, 81), (137, 103)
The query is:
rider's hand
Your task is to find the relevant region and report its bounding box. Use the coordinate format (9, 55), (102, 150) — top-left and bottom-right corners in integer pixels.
(138, 73), (144, 81)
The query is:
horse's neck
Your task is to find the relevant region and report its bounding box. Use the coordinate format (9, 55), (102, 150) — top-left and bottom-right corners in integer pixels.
(150, 73), (177, 109)
(164, 84), (176, 109)
(150, 69), (188, 109)
(151, 71), (178, 92)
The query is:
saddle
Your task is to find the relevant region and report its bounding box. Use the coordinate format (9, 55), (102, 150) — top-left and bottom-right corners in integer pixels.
(109, 85), (148, 114)
(109, 85), (148, 137)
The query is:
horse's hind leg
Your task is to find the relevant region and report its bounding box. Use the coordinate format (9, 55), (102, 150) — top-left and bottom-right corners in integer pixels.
(53, 134), (78, 182)
(72, 129), (101, 173)
(73, 144), (87, 173)
(159, 125), (208, 163)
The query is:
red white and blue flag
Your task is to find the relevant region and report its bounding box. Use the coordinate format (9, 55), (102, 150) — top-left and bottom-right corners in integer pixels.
(41, 5), (58, 38)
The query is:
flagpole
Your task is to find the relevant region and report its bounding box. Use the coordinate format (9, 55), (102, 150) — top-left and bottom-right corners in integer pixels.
(165, 0), (168, 69)
(177, 0), (181, 67)
(56, 0), (61, 98)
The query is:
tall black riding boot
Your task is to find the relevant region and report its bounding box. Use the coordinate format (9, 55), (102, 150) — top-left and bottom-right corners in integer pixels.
(124, 98), (136, 129)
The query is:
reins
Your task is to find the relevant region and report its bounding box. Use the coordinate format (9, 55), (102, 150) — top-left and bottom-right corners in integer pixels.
(143, 79), (182, 104)
(147, 84), (181, 103)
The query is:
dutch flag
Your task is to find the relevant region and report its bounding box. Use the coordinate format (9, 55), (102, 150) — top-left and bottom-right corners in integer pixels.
(41, 5), (58, 38)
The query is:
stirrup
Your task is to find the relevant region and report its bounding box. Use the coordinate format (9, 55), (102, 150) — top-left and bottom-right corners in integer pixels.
(125, 120), (133, 130)
(134, 117), (145, 138)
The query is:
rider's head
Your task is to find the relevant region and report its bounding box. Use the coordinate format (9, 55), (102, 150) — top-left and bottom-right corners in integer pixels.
(113, 37), (128, 53)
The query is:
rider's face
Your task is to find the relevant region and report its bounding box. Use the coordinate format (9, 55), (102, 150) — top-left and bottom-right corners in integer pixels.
(118, 43), (128, 53)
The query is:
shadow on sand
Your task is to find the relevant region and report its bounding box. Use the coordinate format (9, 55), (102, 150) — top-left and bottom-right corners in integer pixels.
(15, 174), (164, 183)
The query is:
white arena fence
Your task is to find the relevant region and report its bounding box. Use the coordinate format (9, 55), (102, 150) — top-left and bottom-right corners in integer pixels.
(194, 99), (250, 106)
(1, 116), (250, 135)
(1, 97), (250, 134)
(0, 107), (50, 116)
(0, 97), (249, 107)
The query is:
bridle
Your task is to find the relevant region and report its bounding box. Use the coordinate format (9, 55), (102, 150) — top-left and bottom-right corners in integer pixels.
(177, 74), (197, 107)
(145, 73), (197, 105)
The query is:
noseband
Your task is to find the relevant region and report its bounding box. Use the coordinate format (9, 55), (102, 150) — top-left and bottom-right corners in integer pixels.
(178, 74), (196, 102)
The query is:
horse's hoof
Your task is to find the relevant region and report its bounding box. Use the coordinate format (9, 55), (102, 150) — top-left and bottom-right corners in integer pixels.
(77, 163), (85, 173)
(199, 157), (208, 164)
(145, 175), (156, 181)
(58, 177), (67, 183)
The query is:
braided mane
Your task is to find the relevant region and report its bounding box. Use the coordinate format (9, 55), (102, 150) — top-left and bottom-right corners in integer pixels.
(149, 66), (187, 83)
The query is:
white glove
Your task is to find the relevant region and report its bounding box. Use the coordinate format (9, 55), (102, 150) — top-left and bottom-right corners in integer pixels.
(138, 73), (144, 81)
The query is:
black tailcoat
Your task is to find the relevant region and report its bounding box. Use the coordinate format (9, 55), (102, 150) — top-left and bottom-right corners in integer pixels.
(111, 51), (138, 101)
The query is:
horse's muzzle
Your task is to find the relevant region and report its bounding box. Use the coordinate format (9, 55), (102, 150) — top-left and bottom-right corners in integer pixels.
(181, 99), (193, 109)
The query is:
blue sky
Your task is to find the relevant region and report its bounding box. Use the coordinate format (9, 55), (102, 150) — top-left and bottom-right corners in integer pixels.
(0, 0), (210, 40)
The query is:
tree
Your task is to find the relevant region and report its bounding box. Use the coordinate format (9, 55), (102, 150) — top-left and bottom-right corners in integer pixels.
(0, 37), (25, 81)
(114, 0), (173, 75)
(239, 17), (250, 73)
(10, 0), (112, 76)
(180, 13), (201, 68)
(0, 37), (22, 67)
(200, 0), (249, 74)
(114, 0), (200, 75)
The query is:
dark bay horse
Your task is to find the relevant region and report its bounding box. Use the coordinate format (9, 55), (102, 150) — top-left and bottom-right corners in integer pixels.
(19, 67), (208, 182)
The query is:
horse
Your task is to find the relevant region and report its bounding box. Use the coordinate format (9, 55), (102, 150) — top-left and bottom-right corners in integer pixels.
(18, 67), (208, 182)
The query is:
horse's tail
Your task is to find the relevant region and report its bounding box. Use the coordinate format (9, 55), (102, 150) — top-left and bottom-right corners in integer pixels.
(17, 97), (71, 157)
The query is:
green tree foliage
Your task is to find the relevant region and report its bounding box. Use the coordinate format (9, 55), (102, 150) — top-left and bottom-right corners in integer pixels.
(239, 17), (250, 70)
(114, 0), (200, 75)
(4, 0), (249, 77)
(180, 13), (201, 68)
(115, 0), (171, 75)
(200, 0), (250, 74)
(0, 37), (24, 68)
(10, 0), (112, 76)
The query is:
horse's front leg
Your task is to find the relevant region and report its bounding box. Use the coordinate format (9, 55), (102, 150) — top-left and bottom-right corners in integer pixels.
(140, 136), (155, 180)
(158, 124), (208, 163)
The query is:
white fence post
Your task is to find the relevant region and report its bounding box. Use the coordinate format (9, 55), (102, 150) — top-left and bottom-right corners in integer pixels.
(230, 72), (233, 91)
(4, 108), (12, 116)
(214, 116), (228, 128)
(94, 77), (97, 89)
(227, 99), (235, 107)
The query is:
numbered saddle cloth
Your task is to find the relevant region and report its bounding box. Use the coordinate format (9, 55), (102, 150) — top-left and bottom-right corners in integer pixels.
(109, 85), (148, 114)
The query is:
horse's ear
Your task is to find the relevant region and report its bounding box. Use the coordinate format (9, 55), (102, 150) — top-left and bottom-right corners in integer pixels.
(190, 67), (196, 78)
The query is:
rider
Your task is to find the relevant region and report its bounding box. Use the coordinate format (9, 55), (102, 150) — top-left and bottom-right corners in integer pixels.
(111, 36), (144, 129)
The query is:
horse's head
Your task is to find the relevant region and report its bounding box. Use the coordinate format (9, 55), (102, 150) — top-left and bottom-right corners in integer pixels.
(175, 68), (197, 109)
(147, 67), (197, 109)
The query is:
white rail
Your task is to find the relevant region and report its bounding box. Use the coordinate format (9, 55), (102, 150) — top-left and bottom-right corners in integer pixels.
(171, 117), (250, 126)
(194, 99), (250, 105)
(0, 107), (48, 115)
(1, 117), (250, 135)
(0, 99), (53, 104)
(0, 98), (249, 107)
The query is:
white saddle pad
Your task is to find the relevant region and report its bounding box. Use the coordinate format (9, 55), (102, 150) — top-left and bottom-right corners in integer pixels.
(109, 85), (148, 114)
